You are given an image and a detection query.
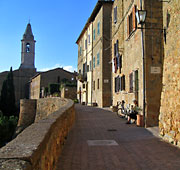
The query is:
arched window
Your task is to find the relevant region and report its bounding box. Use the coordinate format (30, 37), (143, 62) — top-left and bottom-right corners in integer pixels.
(26, 43), (30, 53)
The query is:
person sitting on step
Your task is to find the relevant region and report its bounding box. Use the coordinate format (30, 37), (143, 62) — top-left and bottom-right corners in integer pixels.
(126, 100), (138, 124)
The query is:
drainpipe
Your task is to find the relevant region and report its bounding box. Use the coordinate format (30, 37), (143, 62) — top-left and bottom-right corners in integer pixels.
(140, 0), (146, 126)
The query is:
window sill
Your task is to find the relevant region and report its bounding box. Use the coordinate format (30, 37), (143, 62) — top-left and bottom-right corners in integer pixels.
(126, 28), (137, 41)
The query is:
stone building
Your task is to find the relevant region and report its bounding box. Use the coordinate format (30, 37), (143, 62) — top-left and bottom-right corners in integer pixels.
(0, 23), (37, 105)
(159, 1), (180, 146)
(76, 0), (113, 107)
(111, 0), (164, 127)
(29, 68), (76, 99)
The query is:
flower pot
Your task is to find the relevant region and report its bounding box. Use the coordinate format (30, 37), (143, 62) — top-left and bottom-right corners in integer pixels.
(137, 114), (144, 127)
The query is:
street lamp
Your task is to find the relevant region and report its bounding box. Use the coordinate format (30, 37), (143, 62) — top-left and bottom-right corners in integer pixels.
(136, 10), (147, 25)
(136, 9), (147, 127)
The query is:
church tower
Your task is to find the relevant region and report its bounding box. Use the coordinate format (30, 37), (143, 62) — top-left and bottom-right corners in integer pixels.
(20, 23), (36, 69)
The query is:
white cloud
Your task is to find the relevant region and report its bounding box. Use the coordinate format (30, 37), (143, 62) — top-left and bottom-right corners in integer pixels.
(39, 64), (76, 72)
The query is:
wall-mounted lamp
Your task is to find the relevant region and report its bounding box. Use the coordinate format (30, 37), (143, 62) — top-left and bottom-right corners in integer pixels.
(136, 10), (147, 25)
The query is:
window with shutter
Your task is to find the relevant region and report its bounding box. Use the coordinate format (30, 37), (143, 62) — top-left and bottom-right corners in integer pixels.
(135, 70), (139, 92)
(116, 40), (119, 57)
(129, 72), (133, 93)
(115, 77), (117, 93)
(119, 76), (121, 92)
(93, 57), (95, 68)
(133, 5), (137, 30)
(97, 79), (100, 89)
(97, 22), (100, 35)
(121, 75), (125, 91)
(129, 13), (133, 34)
(85, 39), (87, 49)
(89, 60), (92, 71)
(97, 53), (100, 66)
(127, 5), (137, 37)
(114, 43), (116, 56)
(88, 34), (90, 44)
(119, 54), (122, 73)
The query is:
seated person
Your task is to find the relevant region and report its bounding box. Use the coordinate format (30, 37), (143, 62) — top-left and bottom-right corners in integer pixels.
(126, 100), (138, 124)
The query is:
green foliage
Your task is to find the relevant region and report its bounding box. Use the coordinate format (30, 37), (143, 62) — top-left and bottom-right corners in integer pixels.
(74, 99), (79, 103)
(48, 83), (60, 95)
(0, 67), (16, 117)
(0, 113), (18, 147)
(60, 80), (77, 91)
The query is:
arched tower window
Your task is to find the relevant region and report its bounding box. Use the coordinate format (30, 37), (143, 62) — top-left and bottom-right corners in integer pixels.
(26, 43), (30, 53)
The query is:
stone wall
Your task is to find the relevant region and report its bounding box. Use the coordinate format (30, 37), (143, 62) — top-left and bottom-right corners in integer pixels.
(159, 1), (180, 146)
(35, 97), (67, 122)
(61, 87), (77, 100)
(0, 98), (75, 170)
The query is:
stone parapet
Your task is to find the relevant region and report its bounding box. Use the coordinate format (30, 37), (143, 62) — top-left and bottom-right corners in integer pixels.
(0, 98), (75, 170)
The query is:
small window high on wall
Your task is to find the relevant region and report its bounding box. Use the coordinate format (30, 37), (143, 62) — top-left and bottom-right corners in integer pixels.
(26, 43), (30, 53)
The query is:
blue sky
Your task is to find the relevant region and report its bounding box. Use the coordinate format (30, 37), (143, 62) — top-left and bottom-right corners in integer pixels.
(0, 0), (97, 72)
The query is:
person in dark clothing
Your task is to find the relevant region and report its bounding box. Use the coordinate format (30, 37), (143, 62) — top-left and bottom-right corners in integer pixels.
(126, 100), (138, 124)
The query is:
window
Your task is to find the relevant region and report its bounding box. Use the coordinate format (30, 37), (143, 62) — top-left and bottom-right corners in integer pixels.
(135, 70), (139, 92)
(93, 29), (96, 40)
(121, 75), (125, 91)
(97, 22), (100, 35)
(113, 40), (122, 73)
(88, 34), (91, 44)
(127, 5), (137, 36)
(128, 13), (133, 35)
(83, 84), (86, 89)
(114, 6), (117, 23)
(87, 65), (89, 72)
(115, 75), (125, 93)
(97, 53), (100, 66)
(89, 60), (92, 71)
(85, 39), (87, 49)
(93, 57), (95, 68)
(26, 43), (30, 53)
(129, 72), (133, 93)
(115, 76), (120, 93)
(93, 81), (95, 90)
(97, 79), (100, 89)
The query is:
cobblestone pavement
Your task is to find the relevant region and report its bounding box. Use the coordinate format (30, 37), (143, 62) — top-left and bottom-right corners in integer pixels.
(56, 104), (180, 170)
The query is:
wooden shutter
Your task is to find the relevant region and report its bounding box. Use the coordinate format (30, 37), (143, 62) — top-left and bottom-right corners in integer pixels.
(122, 75), (125, 91)
(116, 40), (119, 57)
(119, 76), (121, 92)
(115, 77), (117, 93)
(129, 73), (133, 92)
(133, 5), (137, 30)
(114, 43), (116, 56)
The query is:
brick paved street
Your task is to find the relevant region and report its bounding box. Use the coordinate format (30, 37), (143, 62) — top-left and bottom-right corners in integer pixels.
(56, 104), (180, 170)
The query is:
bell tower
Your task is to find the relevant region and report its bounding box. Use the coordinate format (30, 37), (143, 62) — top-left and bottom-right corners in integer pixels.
(20, 23), (36, 69)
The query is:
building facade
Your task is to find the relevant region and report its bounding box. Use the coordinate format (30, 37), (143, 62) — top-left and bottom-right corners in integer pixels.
(76, 0), (113, 107)
(159, 1), (180, 146)
(29, 68), (77, 99)
(111, 0), (164, 127)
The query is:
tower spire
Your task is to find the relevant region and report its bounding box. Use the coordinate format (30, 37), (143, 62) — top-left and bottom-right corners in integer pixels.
(19, 23), (36, 69)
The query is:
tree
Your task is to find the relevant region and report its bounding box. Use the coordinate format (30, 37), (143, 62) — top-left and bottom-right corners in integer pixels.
(0, 67), (16, 117)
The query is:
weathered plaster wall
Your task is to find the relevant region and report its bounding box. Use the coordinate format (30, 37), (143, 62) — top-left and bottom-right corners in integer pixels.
(0, 98), (75, 170)
(159, 0), (180, 146)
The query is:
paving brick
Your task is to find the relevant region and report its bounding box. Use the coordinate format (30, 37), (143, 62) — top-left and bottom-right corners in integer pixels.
(56, 104), (180, 170)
